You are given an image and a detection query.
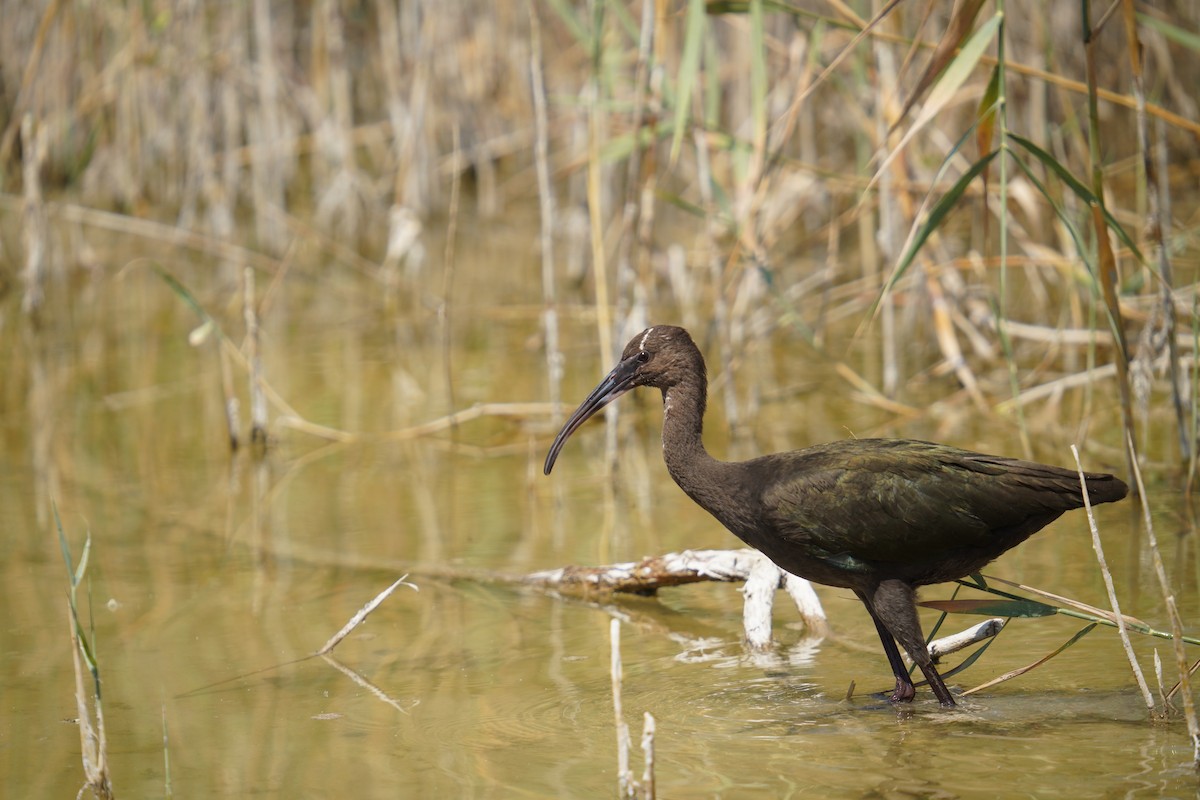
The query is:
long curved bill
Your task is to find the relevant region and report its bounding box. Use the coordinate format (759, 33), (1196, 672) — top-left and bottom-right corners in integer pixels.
(543, 354), (641, 475)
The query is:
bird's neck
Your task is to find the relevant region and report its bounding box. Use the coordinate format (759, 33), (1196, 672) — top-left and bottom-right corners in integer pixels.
(660, 379), (739, 516)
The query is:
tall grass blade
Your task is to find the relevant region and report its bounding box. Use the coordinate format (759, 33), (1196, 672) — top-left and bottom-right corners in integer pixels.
(976, 64), (1001, 241)
(55, 503), (76, 590)
(150, 263), (221, 333)
(75, 533), (91, 591)
(962, 623), (1099, 696)
(58, 510), (113, 798)
(872, 11), (1001, 186)
(896, 0), (989, 126)
(882, 148), (998, 302)
(960, 574), (1200, 645)
(919, 597), (1058, 618)
(1137, 12), (1200, 51)
(1006, 133), (1145, 264)
(1007, 148), (1091, 268)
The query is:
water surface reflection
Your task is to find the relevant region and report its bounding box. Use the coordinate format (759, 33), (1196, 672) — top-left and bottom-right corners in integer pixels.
(0, 233), (1194, 797)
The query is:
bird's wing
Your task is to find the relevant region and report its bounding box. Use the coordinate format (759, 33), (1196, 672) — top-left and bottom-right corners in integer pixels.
(757, 443), (1076, 569)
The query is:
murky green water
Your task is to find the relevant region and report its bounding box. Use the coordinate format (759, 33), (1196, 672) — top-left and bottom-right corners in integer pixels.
(1, 215), (1197, 797)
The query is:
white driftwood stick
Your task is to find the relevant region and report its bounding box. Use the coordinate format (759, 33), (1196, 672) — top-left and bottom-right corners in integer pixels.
(929, 618), (1007, 662)
(526, 548), (827, 646)
(741, 556), (781, 650)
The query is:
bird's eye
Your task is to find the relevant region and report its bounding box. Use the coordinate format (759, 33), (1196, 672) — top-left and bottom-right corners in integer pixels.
(636, 351), (650, 363)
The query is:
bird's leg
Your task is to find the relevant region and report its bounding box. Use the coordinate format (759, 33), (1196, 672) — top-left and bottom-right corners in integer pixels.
(868, 580), (957, 707)
(856, 590), (916, 702)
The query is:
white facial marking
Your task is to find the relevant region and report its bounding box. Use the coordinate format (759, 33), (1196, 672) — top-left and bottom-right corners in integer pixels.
(639, 327), (654, 352)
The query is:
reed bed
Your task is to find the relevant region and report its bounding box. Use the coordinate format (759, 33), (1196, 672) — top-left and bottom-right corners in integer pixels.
(0, 1), (1195, 464)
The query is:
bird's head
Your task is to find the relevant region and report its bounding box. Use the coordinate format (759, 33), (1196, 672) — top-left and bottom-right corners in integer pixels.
(543, 325), (702, 474)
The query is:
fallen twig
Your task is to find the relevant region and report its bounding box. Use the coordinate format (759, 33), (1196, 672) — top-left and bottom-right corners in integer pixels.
(526, 548), (828, 646)
(317, 575), (418, 656)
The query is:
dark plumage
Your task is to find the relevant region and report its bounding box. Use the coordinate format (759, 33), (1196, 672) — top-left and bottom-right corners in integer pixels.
(544, 325), (1128, 706)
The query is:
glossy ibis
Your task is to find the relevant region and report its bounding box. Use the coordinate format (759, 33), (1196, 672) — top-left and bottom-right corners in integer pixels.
(544, 325), (1128, 706)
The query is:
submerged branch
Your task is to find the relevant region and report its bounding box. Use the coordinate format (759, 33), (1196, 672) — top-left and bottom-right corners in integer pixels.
(526, 548), (828, 648)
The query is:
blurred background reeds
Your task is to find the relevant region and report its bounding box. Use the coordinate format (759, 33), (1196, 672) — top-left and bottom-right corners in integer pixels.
(2, 0), (1197, 467)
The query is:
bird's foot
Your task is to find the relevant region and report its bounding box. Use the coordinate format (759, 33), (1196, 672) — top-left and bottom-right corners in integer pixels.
(889, 679), (916, 703)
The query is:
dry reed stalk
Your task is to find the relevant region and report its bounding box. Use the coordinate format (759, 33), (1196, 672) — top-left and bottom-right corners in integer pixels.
(639, 712), (656, 800)
(1071, 444), (1154, 710)
(371, 402), (561, 441)
(320, 653), (416, 714)
(1124, 433), (1200, 763)
(216, 330), (240, 451)
(996, 362), (1119, 411)
(614, 0), (658, 354)
(872, 30), (900, 397)
(250, 0), (288, 254)
(609, 618), (656, 799)
(376, 0), (410, 212)
(312, 0), (365, 238)
(528, 2), (563, 411)
(178, 577), (419, 711)
(669, 10), (739, 429)
(717, 13), (771, 424)
(177, 0), (216, 237)
(317, 575), (418, 655)
(610, 619), (634, 796)
(1084, 2), (1139, 482)
(59, 519), (114, 800)
(692, 125), (736, 434)
(0, 0), (64, 165)
(0, 196), (282, 272)
(407, 10), (439, 214)
(1120, 1), (1187, 461)
(997, 51), (1200, 138)
(20, 114), (47, 314)
(243, 267), (268, 447)
(583, 0), (617, 468)
(440, 123), (463, 425)
(276, 400), (564, 444)
(161, 702), (172, 798)
(746, 2), (1200, 137)
(1190, 294), (1200, 491)
(214, 10), (243, 265)
(69, 600), (113, 800)
(1166, 657), (1200, 708)
(374, 0), (405, 197)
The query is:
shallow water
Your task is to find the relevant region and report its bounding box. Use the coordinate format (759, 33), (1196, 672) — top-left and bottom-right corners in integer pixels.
(1, 216), (1197, 798)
